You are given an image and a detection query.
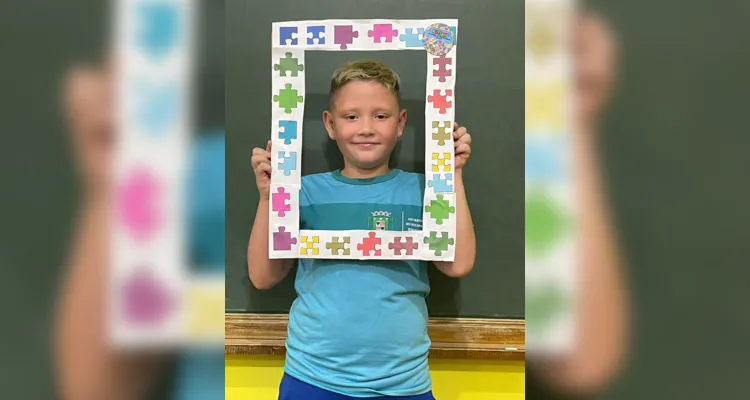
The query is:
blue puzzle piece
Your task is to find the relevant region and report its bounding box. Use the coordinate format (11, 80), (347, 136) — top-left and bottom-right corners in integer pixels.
(278, 151), (297, 176)
(399, 28), (424, 47)
(307, 25), (325, 45)
(278, 120), (297, 145)
(279, 27), (298, 45)
(525, 137), (566, 182)
(135, 80), (179, 137)
(428, 173), (453, 193)
(137, 2), (179, 60)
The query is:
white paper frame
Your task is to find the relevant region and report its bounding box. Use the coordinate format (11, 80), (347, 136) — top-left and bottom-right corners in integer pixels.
(268, 19), (459, 261)
(109, 0), (224, 348)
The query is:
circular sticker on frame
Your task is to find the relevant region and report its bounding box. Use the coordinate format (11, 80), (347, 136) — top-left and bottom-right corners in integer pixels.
(422, 23), (455, 56)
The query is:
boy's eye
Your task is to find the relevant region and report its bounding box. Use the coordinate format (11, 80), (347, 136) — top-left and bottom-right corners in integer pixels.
(375, 114), (388, 120)
(345, 115), (358, 120)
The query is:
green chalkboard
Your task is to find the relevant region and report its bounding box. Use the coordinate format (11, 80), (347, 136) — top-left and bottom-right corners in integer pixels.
(225, 0), (525, 319)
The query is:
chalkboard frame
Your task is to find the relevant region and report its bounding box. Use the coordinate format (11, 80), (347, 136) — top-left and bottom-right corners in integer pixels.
(225, 313), (525, 360)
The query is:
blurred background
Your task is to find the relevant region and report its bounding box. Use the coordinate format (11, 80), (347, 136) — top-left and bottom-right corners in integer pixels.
(0, 0), (225, 398)
(528, 0), (750, 399)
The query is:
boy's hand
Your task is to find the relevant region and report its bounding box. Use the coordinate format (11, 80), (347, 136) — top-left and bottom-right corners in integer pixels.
(575, 12), (618, 132)
(250, 140), (273, 199)
(62, 61), (114, 198)
(453, 122), (472, 170)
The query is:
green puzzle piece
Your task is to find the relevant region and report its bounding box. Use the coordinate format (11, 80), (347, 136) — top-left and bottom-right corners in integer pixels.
(525, 188), (568, 255)
(273, 52), (304, 77)
(526, 285), (568, 334)
(425, 194), (455, 224)
(432, 121), (452, 146)
(273, 83), (304, 114)
(423, 231), (454, 256)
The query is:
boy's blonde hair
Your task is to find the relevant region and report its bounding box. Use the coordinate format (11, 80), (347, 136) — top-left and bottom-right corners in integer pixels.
(329, 60), (401, 108)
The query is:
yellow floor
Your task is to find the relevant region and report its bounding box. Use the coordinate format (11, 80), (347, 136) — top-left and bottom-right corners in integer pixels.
(226, 355), (525, 400)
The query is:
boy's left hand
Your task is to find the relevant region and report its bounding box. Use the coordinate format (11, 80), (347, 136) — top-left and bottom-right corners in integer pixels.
(453, 122), (472, 170)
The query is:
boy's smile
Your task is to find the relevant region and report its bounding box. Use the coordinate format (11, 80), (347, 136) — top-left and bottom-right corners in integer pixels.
(323, 80), (407, 175)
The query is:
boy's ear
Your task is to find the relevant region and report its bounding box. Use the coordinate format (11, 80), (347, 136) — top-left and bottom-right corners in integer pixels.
(397, 108), (407, 138)
(322, 110), (336, 140)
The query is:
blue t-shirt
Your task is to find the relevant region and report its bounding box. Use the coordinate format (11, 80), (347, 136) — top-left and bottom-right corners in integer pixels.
(284, 169), (433, 398)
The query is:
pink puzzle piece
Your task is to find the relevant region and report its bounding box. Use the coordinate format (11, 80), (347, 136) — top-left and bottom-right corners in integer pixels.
(118, 166), (161, 241)
(368, 23), (399, 43)
(272, 187), (291, 217)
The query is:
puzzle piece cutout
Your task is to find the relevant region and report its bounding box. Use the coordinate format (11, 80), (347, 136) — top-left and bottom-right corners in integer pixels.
(526, 137), (566, 181)
(273, 52), (304, 77)
(427, 89), (453, 114)
(135, 80), (179, 137)
(137, 2), (179, 60)
(388, 236), (419, 255)
(431, 121), (452, 146)
(277, 120), (297, 145)
(118, 166), (161, 241)
(307, 25), (325, 44)
(271, 187), (291, 217)
(399, 28), (424, 47)
(300, 235), (319, 255)
(273, 83), (304, 113)
(425, 194), (455, 225)
(431, 153), (452, 172)
(526, 81), (564, 131)
(368, 23), (398, 43)
(273, 226), (297, 251)
(334, 25), (359, 49)
(326, 236), (351, 255)
(428, 173), (453, 193)
(277, 151), (297, 176)
(432, 56), (453, 83)
(122, 267), (173, 325)
(357, 232), (381, 256)
(279, 26), (298, 45)
(423, 232), (454, 256)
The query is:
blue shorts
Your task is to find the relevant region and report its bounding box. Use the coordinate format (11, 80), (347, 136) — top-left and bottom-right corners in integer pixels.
(278, 373), (437, 400)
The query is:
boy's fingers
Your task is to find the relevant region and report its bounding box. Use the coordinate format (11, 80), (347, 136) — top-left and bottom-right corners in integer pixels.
(257, 162), (272, 174)
(455, 143), (471, 157)
(266, 140), (272, 153)
(453, 127), (468, 140)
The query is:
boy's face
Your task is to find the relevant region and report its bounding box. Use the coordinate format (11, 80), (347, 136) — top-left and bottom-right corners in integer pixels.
(323, 80), (406, 170)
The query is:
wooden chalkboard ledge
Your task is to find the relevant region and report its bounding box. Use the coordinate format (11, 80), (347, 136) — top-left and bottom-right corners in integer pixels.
(225, 313), (525, 360)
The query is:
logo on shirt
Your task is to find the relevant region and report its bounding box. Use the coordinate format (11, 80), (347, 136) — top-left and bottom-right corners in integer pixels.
(367, 211), (396, 231)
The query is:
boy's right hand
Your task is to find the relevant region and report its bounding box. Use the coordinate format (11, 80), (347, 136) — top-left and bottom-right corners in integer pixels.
(251, 140), (273, 199)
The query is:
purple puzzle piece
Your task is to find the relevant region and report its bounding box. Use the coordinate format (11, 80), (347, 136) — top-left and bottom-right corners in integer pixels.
(334, 25), (359, 50)
(273, 226), (298, 251)
(122, 267), (172, 326)
(367, 23), (399, 43)
(272, 187), (291, 217)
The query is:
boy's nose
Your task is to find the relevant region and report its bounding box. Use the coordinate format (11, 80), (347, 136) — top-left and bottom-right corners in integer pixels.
(358, 120), (376, 135)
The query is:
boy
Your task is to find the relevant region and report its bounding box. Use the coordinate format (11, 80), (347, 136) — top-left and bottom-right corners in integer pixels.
(248, 60), (476, 399)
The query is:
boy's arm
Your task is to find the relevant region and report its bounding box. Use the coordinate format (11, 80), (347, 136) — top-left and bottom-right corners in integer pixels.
(55, 197), (168, 400)
(54, 65), (167, 400)
(532, 13), (629, 395)
(247, 198), (294, 289)
(432, 170), (476, 277)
